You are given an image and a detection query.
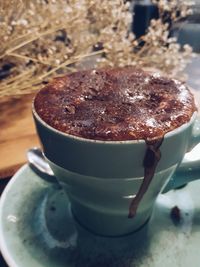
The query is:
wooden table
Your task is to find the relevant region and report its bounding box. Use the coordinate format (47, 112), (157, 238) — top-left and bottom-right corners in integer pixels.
(0, 94), (40, 179)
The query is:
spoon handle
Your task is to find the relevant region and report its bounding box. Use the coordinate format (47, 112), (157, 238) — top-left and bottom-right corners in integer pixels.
(27, 147), (60, 186)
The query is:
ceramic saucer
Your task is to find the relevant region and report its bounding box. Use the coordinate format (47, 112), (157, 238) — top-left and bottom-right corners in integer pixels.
(0, 164), (200, 267)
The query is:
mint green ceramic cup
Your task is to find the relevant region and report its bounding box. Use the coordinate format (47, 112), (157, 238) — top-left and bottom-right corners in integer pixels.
(33, 105), (200, 236)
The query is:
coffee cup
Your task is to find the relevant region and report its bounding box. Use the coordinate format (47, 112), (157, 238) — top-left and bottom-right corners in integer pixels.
(32, 103), (200, 236)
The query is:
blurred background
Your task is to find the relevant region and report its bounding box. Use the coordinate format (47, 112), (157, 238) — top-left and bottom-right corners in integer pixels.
(132, 0), (200, 52)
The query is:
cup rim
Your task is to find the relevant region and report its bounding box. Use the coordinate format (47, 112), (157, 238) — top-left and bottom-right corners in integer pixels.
(32, 100), (197, 145)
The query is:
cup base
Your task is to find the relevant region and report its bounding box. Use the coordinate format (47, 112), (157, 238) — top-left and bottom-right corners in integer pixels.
(71, 207), (151, 237)
(69, 195), (152, 236)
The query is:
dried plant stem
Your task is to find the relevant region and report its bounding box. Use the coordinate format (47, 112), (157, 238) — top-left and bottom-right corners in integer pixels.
(38, 50), (105, 80)
(1, 18), (81, 58)
(1, 69), (35, 86)
(1, 37), (39, 58)
(8, 53), (52, 66)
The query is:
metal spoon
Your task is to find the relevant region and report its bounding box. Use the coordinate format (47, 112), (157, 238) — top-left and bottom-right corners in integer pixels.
(27, 147), (58, 184)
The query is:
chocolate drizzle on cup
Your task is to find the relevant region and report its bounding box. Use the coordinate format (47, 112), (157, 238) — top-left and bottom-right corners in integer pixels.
(128, 137), (163, 218)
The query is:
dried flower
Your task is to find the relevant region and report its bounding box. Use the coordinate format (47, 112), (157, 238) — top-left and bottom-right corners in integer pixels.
(0, 0), (194, 99)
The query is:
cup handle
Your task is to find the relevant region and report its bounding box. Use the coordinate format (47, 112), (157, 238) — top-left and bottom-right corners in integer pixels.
(163, 116), (200, 193)
(187, 115), (200, 152)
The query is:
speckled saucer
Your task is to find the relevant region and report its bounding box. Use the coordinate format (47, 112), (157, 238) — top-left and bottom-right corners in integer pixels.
(0, 164), (200, 267)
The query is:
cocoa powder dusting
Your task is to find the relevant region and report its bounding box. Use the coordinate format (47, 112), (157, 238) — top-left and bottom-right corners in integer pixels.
(34, 67), (197, 141)
(128, 138), (163, 218)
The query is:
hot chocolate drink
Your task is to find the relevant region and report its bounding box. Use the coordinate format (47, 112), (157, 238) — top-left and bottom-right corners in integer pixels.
(34, 67), (197, 218)
(34, 67), (196, 141)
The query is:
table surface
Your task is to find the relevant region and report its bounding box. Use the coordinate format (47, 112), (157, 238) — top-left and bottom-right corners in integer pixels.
(0, 58), (200, 267)
(0, 94), (40, 179)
